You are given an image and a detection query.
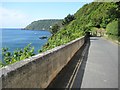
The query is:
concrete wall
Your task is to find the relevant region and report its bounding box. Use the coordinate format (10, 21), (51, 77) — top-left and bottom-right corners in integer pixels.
(0, 36), (85, 88)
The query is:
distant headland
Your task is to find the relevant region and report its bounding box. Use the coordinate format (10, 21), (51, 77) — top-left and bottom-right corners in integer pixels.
(24, 19), (62, 30)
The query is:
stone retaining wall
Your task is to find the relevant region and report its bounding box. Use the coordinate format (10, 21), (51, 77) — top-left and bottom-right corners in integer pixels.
(0, 36), (85, 88)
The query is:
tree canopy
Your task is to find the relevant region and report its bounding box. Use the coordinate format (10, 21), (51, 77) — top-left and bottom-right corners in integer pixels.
(25, 19), (62, 30)
(41, 2), (119, 52)
(50, 24), (60, 35)
(62, 14), (75, 25)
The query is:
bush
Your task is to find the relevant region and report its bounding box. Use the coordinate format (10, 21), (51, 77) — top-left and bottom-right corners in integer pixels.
(1, 44), (35, 67)
(106, 20), (118, 36)
(50, 24), (60, 35)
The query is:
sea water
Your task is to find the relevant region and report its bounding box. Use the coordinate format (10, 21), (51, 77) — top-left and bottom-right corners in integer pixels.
(0, 28), (51, 60)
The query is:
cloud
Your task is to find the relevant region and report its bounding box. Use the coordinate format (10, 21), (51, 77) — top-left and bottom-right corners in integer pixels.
(0, 7), (31, 28)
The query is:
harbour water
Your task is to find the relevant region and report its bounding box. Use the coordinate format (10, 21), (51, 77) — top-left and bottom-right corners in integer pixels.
(0, 28), (51, 60)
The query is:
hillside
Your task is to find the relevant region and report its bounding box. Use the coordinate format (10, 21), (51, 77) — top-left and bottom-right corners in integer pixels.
(41, 2), (119, 52)
(1, 2), (119, 67)
(25, 19), (62, 30)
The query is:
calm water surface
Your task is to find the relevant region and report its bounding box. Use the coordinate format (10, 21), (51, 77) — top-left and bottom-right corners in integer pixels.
(0, 28), (51, 60)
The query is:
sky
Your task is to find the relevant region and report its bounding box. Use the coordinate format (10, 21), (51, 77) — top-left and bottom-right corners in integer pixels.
(0, 2), (92, 28)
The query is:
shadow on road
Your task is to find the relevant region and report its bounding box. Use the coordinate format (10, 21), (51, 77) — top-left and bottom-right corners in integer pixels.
(72, 38), (90, 88)
(46, 38), (91, 89)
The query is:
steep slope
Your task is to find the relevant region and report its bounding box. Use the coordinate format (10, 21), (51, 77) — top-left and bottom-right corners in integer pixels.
(25, 19), (62, 30)
(64, 2), (118, 34)
(41, 2), (119, 52)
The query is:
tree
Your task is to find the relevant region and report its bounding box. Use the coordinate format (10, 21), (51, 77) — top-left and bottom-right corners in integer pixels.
(50, 24), (60, 35)
(62, 14), (75, 25)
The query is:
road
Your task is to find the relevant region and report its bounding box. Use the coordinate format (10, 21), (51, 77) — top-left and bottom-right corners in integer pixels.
(73, 37), (118, 88)
(81, 37), (118, 88)
(47, 37), (118, 88)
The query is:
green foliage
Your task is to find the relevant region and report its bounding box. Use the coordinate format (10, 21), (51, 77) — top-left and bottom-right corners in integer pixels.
(107, 34), (120, 42)
(40, 27), (84, 52)
(39, 2), (119, 52)
(1, 44), (35, 67)
(74, 2), (118, 28)
(106, 20), (119, 41)
(62, 14), (75, 25)
(50, 24), (60, 35)
(2, 2), (119, 67)
(25, 19), (62, 30)
(90, 27), (98, 36)
(106, 20), (118, 35)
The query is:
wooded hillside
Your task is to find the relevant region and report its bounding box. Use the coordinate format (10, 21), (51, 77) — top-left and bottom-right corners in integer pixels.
(41, 2), (119, 52)
(25, 19), (62, 30)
